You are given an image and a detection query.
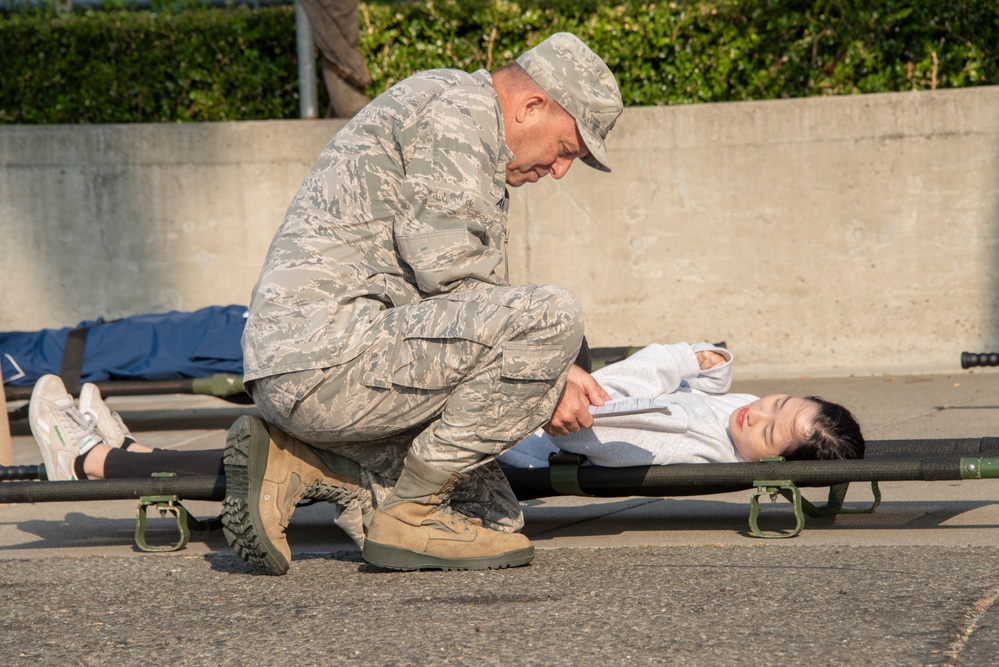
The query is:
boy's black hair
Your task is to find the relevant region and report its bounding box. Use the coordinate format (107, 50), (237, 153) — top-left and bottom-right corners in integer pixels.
(783, 396), (865, 461)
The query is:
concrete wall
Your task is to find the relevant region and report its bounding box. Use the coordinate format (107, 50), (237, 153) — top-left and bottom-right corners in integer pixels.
(0, 120), (346, 329)
(2, 86), (998, 377)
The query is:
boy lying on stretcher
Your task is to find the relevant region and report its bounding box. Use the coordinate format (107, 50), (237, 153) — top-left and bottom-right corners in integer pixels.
(28, 342), (865, 484)
(500, 342), (864, 468)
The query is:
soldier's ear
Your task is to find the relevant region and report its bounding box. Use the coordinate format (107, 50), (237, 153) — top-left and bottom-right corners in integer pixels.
(515, 92), (548, 124)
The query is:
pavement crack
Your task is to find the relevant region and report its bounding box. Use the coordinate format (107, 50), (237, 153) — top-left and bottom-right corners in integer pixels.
(939, 585), (999, 665)
(634, 562), (916, 574)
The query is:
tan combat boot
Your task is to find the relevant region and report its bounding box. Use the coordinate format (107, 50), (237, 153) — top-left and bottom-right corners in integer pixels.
(222, 415), (361, 575)
(362, 454), (534, 571)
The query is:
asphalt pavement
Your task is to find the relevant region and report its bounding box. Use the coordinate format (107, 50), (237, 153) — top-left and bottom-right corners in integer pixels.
(2, 367), (999, 666)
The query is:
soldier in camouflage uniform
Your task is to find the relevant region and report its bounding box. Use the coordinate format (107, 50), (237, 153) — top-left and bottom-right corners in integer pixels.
(222, 33), (623, 574)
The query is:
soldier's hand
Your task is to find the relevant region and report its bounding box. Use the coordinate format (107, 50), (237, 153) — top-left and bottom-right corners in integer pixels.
(568, 364), (611, 407)
(542, 366), (610, 436)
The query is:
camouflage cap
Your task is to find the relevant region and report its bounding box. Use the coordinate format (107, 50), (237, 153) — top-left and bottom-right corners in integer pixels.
(516, 33), (623, 172)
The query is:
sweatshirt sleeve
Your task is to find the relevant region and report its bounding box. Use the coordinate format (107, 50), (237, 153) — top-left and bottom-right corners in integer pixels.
(686, 342), (733, 394)
(592, 342), (733, 398)
(591, 343), (701, 398)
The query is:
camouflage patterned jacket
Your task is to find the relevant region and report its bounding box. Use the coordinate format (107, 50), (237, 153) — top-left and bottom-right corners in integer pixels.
(242, 68), (515, 382)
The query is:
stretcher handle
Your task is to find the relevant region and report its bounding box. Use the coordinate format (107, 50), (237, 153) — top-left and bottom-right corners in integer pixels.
(961, 352), (999, 369)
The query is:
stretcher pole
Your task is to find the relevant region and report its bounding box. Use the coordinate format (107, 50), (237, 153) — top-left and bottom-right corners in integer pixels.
(0, 365), (12, 509)
(4, 455), (999, 504)
(3, 373), (249, 403)
(2, 456), (999, 548)
(0, 365), (11, 468)
(0, 476), (226, 503)
(504, 456), (999, 500)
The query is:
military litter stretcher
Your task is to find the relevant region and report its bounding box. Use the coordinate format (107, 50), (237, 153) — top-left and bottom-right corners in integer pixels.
(3, 350), (999, 552)
(3, 437), (999, 552)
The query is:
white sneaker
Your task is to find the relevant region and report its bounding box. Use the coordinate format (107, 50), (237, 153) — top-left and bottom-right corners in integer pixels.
(28, 375), (104, 481)
(79, 382), (132, 448)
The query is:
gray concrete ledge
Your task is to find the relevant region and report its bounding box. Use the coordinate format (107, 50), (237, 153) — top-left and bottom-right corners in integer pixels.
(2, 86), (998, 376)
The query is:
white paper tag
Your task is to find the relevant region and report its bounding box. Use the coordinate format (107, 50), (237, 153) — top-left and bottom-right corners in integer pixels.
(588, 398), (672, 418)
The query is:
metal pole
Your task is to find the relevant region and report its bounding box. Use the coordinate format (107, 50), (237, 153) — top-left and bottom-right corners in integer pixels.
(7, 455), (999, 504)
(0, 477), (227, 503)
(0, 366), (11, 468)
(295, 0), (319, 119)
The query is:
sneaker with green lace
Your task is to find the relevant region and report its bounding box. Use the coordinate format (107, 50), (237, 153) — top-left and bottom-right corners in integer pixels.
(28, 375), (104, 481)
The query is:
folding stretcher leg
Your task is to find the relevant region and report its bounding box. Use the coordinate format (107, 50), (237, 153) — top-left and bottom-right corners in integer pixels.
(747, 479), (882, 539)
(134, 474), (223, 552)
(748, 458), (883, 538)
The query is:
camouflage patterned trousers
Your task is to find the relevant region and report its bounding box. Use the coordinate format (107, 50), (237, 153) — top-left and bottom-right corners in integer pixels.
(249, 284), (584, 541)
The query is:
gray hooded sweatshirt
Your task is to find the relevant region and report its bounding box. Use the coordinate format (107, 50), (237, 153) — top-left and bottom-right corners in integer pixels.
(501, 342), (756, 468)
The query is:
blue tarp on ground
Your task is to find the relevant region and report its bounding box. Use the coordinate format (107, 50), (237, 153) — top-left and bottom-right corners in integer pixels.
(0, 305), (247, 386)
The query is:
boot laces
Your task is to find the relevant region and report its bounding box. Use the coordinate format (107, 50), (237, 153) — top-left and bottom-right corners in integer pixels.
(430, 502), (472, 533)
(303, 479), (357, 505)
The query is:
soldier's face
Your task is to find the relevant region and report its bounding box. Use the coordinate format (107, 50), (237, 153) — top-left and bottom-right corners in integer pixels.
(505, 102), (589, 187)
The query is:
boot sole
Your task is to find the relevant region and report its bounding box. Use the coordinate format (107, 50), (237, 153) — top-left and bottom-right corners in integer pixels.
(221, 415), (290, 576)
(362, 541), (535, 571)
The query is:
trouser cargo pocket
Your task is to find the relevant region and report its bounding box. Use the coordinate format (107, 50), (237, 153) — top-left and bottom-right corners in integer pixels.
(474, 341), (569, 442)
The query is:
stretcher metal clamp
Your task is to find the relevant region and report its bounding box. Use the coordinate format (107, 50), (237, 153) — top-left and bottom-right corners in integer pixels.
(749, 476), (806, 539)
(749, 458), (882, 538)
(135, 473), (222, 552)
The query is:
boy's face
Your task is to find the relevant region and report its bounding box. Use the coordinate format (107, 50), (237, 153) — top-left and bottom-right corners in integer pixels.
(728, 394), (819, 462)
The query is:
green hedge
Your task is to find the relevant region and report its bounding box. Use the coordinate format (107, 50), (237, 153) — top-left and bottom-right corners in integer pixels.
(1, 7), (300, 123)
(2, 0), (997, 124)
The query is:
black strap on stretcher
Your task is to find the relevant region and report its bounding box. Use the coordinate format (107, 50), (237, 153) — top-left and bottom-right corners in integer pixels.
(59, 325), (91, 396)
